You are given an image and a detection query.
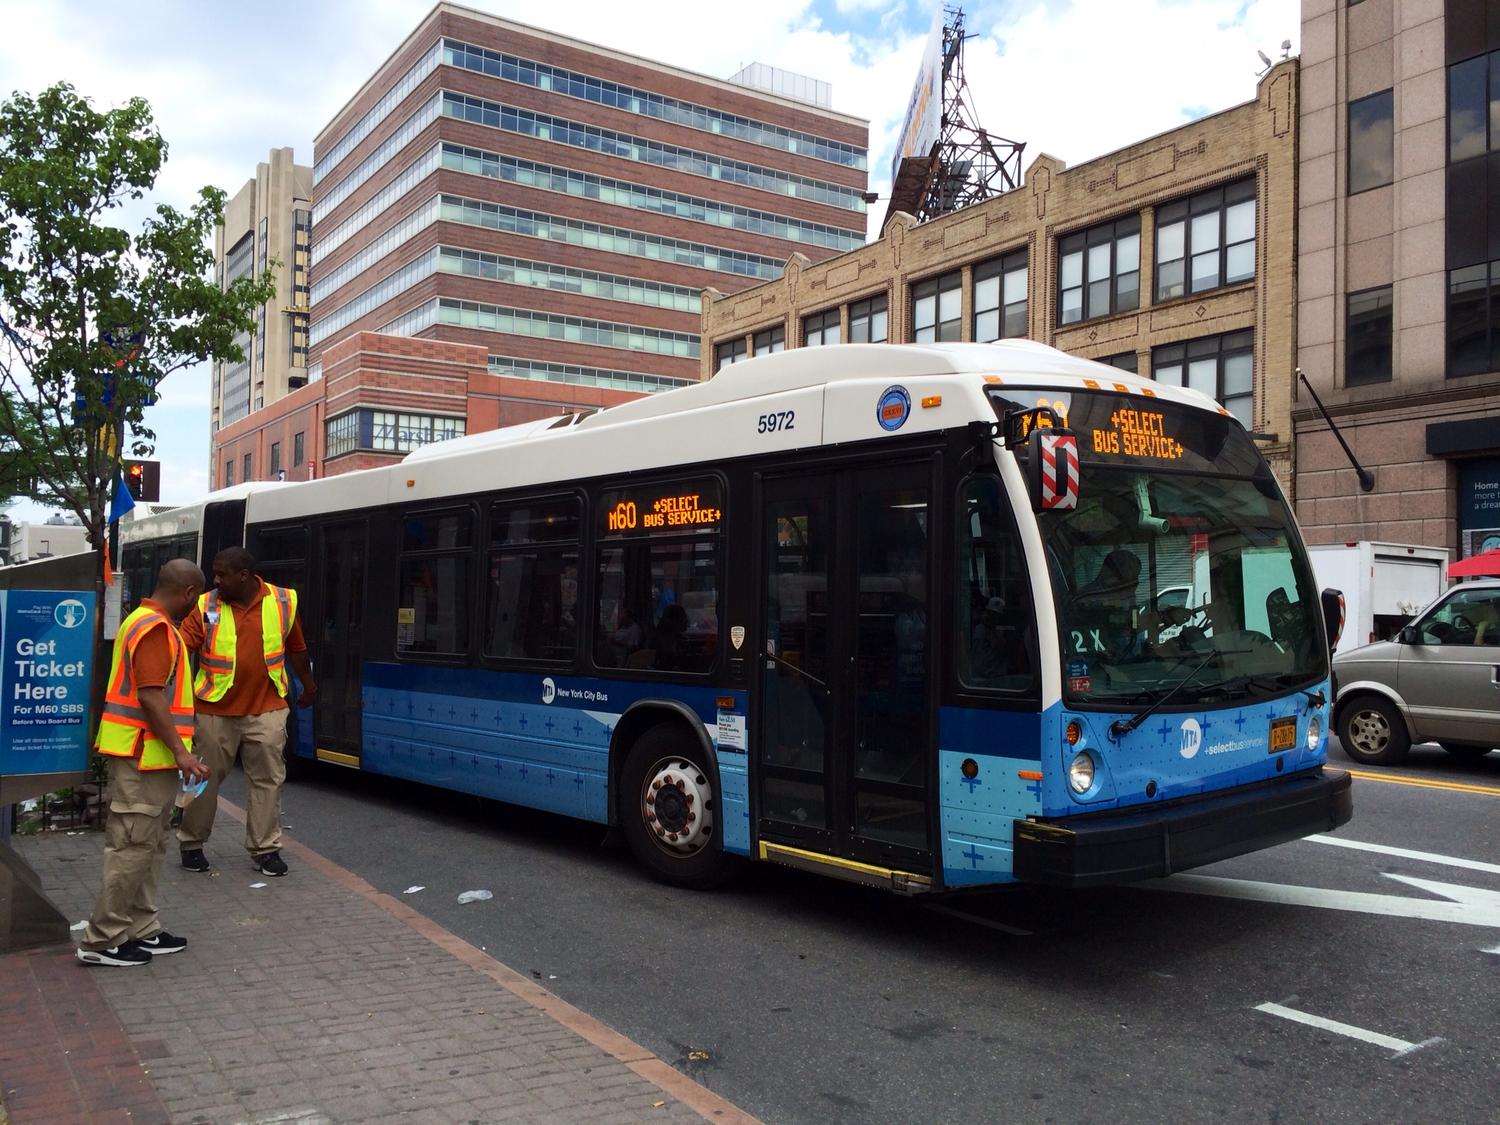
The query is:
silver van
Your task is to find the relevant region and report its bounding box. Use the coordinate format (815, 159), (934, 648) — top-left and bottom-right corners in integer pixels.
(1332, 578), (1500, 765)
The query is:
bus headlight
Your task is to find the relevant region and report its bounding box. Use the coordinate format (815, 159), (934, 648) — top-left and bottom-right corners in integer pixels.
(1307, 714), (1322, 750)
(1068, 751), (1096, 793)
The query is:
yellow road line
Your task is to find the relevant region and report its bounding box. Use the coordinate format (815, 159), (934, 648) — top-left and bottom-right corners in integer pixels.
(1345, 767), (1500, 797)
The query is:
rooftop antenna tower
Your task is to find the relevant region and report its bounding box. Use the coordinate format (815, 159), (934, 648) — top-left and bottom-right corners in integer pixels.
(885, 6), (1025, 228)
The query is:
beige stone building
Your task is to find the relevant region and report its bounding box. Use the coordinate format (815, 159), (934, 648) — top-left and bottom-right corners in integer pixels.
(1297, 0), (1500, 557)
(212, 147), (313, 437)
(703, 61), (1299, 482)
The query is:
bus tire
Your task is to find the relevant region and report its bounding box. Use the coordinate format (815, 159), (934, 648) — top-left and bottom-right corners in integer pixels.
(619, 725), (734, 890)
(1337, 695), (1410, 766)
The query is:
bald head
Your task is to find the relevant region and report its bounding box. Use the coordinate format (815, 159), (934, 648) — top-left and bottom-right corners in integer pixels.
(153, 558), (206, 619)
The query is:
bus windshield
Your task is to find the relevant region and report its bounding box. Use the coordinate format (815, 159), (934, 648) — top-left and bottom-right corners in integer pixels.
(991, 388), (1327, 709)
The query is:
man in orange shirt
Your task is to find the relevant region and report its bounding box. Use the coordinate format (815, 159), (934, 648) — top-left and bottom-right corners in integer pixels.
(78, 560), (212, 967)
(177, 547), (316, 877)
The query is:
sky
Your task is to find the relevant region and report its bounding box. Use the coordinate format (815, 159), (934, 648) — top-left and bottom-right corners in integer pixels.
(0, 0), (1301, 523)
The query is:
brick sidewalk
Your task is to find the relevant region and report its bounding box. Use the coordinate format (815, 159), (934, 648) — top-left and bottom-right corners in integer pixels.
(2, 808), (753, 1124)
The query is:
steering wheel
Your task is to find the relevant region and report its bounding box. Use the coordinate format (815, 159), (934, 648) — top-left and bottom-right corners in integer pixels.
(1451, 613), (1475, 633)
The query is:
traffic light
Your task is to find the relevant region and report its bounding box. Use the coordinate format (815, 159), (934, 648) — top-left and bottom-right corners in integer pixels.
(123, 459), (160, 502)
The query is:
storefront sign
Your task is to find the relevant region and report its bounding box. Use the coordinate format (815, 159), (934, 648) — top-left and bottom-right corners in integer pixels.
(0, 589), (96, 777)
(1459, 458), (1500, 557)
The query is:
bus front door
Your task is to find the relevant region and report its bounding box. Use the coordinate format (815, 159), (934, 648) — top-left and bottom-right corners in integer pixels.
(758, 462), (935, 875)
(315, 521), (366, 766)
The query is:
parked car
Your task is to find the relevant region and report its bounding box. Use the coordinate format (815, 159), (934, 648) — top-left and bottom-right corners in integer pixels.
(1332, 578), (1500, 765)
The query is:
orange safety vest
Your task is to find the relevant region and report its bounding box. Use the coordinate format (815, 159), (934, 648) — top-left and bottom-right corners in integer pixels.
(194, 582), (297, 702)
(97, 605), (195, 770)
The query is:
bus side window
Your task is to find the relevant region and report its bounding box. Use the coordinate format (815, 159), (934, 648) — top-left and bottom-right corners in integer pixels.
(956, 476), (1037, 692)
(484, 496), (581, 664)
(397, 509), (474, 657)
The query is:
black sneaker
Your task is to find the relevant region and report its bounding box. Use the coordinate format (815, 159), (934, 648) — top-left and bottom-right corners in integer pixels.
(251, 851), (288, 877)
(180, 849), (211, 873)
(77, 941), (151, 967)
(135, 931), (188, 956)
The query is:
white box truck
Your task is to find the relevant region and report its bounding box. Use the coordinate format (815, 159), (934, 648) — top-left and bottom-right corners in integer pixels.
(1307, 541), (1449, 655)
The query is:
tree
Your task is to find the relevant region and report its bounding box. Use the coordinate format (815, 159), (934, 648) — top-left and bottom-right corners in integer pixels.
(0, 82), (275, 550)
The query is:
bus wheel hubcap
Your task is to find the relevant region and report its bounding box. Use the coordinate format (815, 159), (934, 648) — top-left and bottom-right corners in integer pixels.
(1349, 710), (1388, 753)
(643, 758), (712, 854)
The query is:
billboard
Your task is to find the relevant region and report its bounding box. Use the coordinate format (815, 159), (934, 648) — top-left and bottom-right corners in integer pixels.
(0, 588), (96, 777)
(890, 8), (945, 183)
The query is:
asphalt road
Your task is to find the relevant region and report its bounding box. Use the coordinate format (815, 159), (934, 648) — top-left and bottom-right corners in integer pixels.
(223, 737), (1500, 1123)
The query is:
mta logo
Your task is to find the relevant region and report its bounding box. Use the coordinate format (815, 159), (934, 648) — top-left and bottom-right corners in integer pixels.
(54, 599), (87, 628)
(1179, 718), (1203, 760)
(541, 677), (556, 705)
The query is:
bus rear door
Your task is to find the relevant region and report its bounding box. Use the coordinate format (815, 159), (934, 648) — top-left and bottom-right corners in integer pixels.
(314, 520), (367, 766)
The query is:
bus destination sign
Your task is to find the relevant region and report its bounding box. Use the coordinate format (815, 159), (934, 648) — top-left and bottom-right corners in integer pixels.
(602, 478), (723, 536)
(1090, 408), (1185, 461)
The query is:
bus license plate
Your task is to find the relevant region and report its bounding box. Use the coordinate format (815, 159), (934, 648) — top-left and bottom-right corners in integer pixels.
(1268, 716), (1297, 754)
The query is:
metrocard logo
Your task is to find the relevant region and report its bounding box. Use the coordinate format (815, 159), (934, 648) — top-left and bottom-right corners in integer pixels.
(53, 599), (87, 628)
(1179, 718), (1203, 759)
(541, 677), (556, 704)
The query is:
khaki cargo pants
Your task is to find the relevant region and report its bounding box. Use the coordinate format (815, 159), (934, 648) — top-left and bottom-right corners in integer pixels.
(177, 710), (288, 858)
(80, 756), (179, 952)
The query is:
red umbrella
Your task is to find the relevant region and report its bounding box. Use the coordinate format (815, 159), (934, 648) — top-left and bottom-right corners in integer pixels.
(1448, 547), (1500, 578)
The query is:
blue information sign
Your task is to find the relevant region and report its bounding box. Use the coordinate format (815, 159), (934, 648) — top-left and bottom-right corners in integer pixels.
(0, 589), (97, 777)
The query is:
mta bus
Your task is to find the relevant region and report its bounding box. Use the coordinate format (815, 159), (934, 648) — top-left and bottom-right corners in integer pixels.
(122, 342), (1352, 893)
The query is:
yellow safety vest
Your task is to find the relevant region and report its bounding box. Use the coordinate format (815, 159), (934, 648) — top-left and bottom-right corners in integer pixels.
(97, 604), (195, 770)
(194, 583), (298, 703)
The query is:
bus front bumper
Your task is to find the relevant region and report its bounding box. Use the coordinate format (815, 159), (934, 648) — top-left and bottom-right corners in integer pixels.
(1012, 768), (1353, 888)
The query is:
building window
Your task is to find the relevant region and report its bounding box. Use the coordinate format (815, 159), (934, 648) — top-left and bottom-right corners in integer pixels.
(1097, 352), (1139, 374)
(397, 509), (474, 657)
(715, 337), (747, 371)
(242, 453), (252, 482)
(325, 411), (360, 459)
(371, 411), (465, 453)
(848, 294), (888, 344)
(1448, 53), (1497, 162)
(912, 271), (962, 342)
(803, 308), (841, 347)
(753, 325), (785, 355)
(224, 459), (234, 487)
(1448, 262), (1500, 377)
(1155, 178), (1255, 301)
(1152, 329), (1254, 428)
(1346, 286), (1393, 385)
(1348, 89), (1393, 194)
(269, 442), (282, 476)
(973, 250), (1028, 342)
(484, 496), (581, 663)
(1058, 216), (1140, 325)
(293, 431), (305, 467)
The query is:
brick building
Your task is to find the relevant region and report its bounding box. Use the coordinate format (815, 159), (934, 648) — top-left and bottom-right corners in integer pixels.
(703, 62), (1300, 485)
(1296, 0), (1500, 558)
(213, 2), (867, 482)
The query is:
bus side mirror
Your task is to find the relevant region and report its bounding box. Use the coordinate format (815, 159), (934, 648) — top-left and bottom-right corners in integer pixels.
(1320, 588), (1345, 655)
(1025, 428), (1081, 513)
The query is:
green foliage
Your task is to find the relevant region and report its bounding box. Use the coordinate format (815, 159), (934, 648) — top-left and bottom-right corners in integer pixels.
(0, 82), (276, 543)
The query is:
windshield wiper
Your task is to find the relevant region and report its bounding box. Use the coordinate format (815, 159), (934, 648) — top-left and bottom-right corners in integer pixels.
(1221, 672), (1327, 707)
(1108, 652), (1218, 740)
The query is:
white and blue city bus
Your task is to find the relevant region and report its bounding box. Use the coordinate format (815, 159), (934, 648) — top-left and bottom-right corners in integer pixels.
(124, 342), (1351, 891)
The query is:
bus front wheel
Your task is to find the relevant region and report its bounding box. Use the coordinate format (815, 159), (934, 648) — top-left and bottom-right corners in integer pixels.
(619, 725), (734, 890)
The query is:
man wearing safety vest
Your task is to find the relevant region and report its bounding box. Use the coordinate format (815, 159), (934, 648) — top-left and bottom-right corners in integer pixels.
(78, 560), (213, 967)
(177, 546), (317, 877)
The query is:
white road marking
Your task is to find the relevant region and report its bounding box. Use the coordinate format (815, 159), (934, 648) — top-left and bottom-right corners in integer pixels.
(1145, 873), (1500, 928)
(924, 903), (1032, 936)
(1254, 1001), (1442, 1058)
(1306, 834), (1500, 876)
(1483, 945), (1500, 956)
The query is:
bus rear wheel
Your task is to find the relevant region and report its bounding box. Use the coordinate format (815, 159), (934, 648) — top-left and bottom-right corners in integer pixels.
(619, 725), (734, 890)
